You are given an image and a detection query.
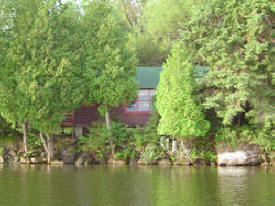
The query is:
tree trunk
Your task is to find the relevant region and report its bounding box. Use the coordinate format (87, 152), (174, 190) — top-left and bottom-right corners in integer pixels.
(22, 122), (28, 154)
(75, 124), (83, 138)
(172, 139), (178, 153)
(39, 132), (49, 154)
(160, 136), (165, 148)
(166, 138), (170, 152)
(46, 134), (54, 164)
(105, 111), (114, 157)
(264, 152), (268, 166)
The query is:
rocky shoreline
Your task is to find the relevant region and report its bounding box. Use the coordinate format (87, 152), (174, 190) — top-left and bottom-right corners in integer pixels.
(1, 141), (273, 167)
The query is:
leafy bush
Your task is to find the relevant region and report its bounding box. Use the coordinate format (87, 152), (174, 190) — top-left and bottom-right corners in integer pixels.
(141, 144), (165, 163)
(78, 122), (110, 159)
(216, 125), (274, 153)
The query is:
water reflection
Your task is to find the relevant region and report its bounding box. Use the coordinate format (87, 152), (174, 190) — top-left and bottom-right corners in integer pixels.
(0, 166), (274, 206)
(217, 167), (274, 206)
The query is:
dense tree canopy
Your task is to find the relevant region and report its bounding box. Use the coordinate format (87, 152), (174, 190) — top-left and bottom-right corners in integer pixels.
(179, 0), (274, 151)
(0, 0), (273, 163)
(181, 0), (273, 127)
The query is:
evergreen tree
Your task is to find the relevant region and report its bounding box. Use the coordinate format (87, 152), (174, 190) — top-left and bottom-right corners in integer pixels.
(0, 0), (85, 161)
(180, 0), (273, 152)
(0, 0), (44, 153)
(81, 1), (137, 156)
(156, 43), (210, 140)
(181, 0), (273, 128)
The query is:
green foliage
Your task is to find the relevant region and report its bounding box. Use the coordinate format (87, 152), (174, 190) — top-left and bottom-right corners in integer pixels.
(128, 126), (146, 150)
(25, 135), (42, 157)
(78, 114), (165, 162)
(0, 116), (18, 138)
(141, 144), (164, 163)
(144, 0), (202, 51)
(127, 32), (167, 66)
(79, 121), (134, 160)
(0, 0), (85, 136)
(140, 107), (166, 163)
(247, 127), (274, 152)
(81, 0), (138, 111)
(216, 125), (274, 152)
(181, 0), (273, 127)
(156, 43), (210, 139)
(78, 122), (110, 159)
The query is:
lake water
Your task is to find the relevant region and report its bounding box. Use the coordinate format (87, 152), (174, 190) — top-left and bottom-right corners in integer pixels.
(0, 165), (274, 206)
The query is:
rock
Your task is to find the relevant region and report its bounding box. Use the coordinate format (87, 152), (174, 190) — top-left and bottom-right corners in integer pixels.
(94, 158), (106, 165)
(158, 158), (172, 165)
(112, 159), (127, 165)
(137, 157), (158, 165)
(173, 161), (192, 166)
(107, 158), (114, 164)
(3, 149), (19, 165)
(137, 158), (145, 165)
(75, 152), (94, 166)
(129, 157), (137, 165)
(20, 157), (30, 164)
(30, 157), (45, 164)
(217, 142), (261, 166)
(218, 151), (260, 166)
(50, 160), (64, 166)
(260, 162), (269, 167)
(192, 158), (207, 166)
(61, 149), (76, 164)
(42, 158), (48, 163)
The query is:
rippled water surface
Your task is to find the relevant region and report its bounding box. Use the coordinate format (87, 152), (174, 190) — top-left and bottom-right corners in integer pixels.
(0, 165), (274, 206)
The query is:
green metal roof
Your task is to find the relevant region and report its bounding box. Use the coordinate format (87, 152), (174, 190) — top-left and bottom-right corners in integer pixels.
(136, 66), (209, 89)
(136, 66), (163, 89)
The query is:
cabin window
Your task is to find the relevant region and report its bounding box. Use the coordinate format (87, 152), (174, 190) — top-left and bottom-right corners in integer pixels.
(125, 89), (155, 113)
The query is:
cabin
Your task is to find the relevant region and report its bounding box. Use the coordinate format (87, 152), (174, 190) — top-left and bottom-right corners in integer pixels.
(62, 65), (208, 136)
(61, 66), (163, 135)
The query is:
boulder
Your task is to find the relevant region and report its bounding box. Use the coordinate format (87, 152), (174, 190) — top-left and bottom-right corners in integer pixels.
(30, 157), (45, 164)
(217, 142), (261, 166)
(94, 158), (106, 165)
(20, 157), (31, 164)
(218, 151), (260, 166)
(129, 157), (138, 165)
(75, 152), (94, 166)
(137, 157), (145, 165)
(158, 158), (172, 165)
(4, 149), (19, 165)
(112, 159), (127, 165)
(107, 158), (113, 164)
(173, 161), (192, 166)
(50, 160), (64, 166)
(192, 158), (207, 166)
(137, 157), (158, 165)
(61, 149), (76, 164)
